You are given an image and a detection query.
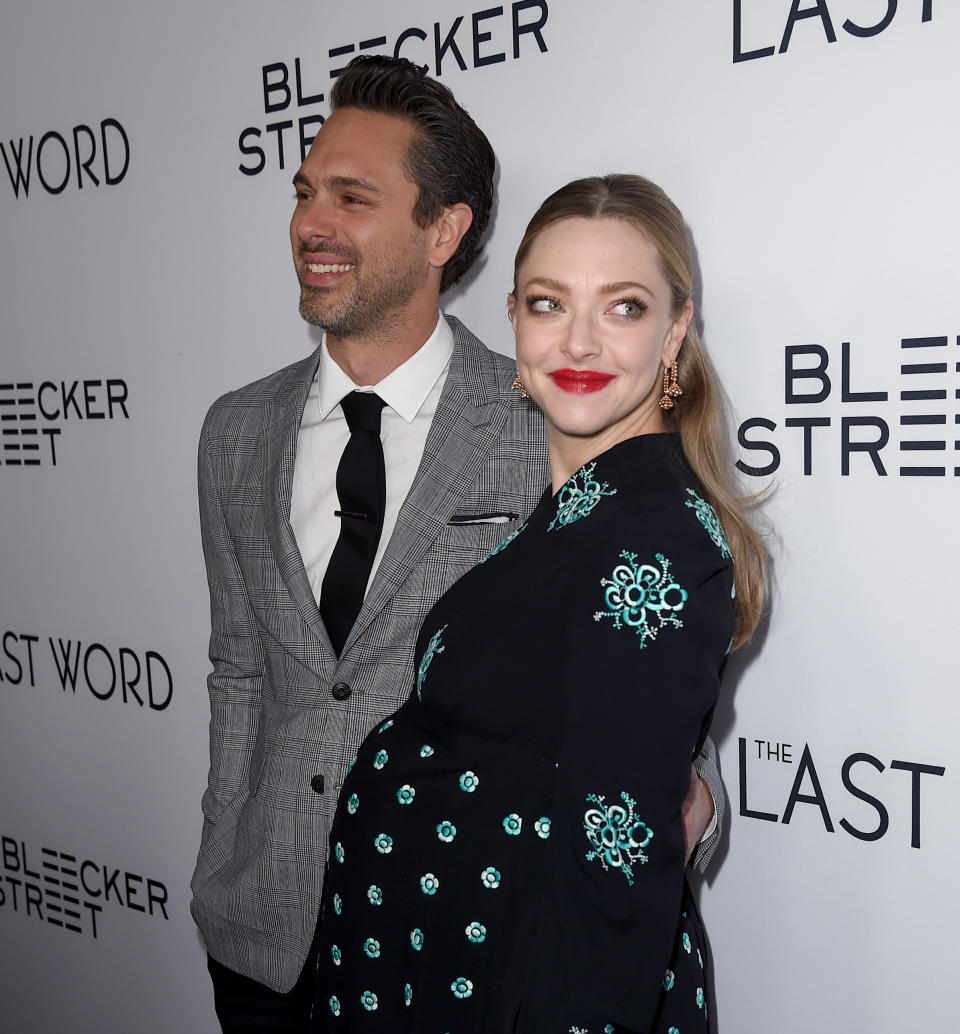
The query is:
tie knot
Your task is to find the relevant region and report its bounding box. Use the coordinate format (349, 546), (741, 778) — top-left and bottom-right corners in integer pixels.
(341, 391), (386, 433)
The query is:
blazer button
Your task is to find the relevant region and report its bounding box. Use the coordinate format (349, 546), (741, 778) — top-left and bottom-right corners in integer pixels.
(331, 682), (352, 701)
(310, 774), (325, 794)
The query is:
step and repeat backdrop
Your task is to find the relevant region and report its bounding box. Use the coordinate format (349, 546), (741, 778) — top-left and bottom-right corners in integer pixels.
(1, 2), (955, 1030)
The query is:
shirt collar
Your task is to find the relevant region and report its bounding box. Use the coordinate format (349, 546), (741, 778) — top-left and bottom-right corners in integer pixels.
(316, 313), (453, 424)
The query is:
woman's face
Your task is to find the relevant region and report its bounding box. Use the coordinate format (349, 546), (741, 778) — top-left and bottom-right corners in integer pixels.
(510, 216), (691, 460)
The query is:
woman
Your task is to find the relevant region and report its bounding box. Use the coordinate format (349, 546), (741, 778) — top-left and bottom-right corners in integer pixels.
(314, 174), (765, 1032)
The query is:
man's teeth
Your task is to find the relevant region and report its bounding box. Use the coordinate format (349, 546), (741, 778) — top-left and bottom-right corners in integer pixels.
(307, 262), (354, 273)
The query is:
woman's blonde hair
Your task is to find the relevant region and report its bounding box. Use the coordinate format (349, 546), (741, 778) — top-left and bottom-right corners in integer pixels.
(514, 174), (766, 646)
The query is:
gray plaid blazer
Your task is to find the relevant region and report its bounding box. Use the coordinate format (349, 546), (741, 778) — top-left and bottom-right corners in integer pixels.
(190, 315), (723, 992)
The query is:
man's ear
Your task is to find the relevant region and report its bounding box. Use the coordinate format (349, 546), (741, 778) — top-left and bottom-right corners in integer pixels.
(429, 203), (473, 269)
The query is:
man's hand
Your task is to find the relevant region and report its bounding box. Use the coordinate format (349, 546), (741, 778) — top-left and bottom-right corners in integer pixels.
(682, 765), (715, 865)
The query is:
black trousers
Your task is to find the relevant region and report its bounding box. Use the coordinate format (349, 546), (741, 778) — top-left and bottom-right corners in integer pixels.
(207, 920), (323, 1034)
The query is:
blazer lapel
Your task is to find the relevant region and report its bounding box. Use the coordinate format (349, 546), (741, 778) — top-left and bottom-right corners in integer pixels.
(340, 317), (509, 655)
(261, 350), (338, 674)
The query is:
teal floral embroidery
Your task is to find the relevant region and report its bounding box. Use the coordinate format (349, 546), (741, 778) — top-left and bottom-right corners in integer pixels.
(436, 820), (457, 843)
(420, 744), (434, 758)
(459, 770), (479, 792)
(410, 927), (424, 951)
(682, 932), (691, 954)
(549, 462), (617, 531)
(534, 816), (551, 839)
(416, 624), (448, 700)
(404, 982), (413, 1006)
(333, 842), (344, 864)
(570, 1028), (588, 1034)
(328, 995), (340, 1017)
(374, 833), (393, 854)
(346, 793), (359, 815)
(333, 893), (342, 915)
(465, 921), (486, 943)
(482, 521), (527, 561)
(360, 990), (378, 1012)
(363, 937), (381, 959)
(378, 719), (394, 733)
(696, 988), (705, 1009)
(663, 969), (675, 991)
(366, 884), (383, 906)
(480, 866), (501, 889)
(451, 977), (474, 999)
(396, 784), (416, 805)
(373, 749), (388, 770)
(583, 791), (653, 886)
(668, 1028), (679, 1034)
(593, 551), (687, 647)
(685, 488), (731, 558)
(331, 944), (341, 966)
(606, 1027), (616, 1034)
(697, 947), (704, 968)
(420, 872), (439, 895)
(347, 756), (356, 774)
(502, 813), (522, 835)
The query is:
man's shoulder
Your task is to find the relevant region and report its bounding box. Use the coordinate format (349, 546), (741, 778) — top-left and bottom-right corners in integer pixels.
(201, 349), (319, 438)
(443, 313), (522, 401)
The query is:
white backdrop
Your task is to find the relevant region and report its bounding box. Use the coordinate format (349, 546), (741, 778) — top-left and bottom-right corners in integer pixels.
(1, 2), (955, 1030)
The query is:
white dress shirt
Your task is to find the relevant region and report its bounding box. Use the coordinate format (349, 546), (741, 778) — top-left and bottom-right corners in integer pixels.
(290, 314), (453, 606)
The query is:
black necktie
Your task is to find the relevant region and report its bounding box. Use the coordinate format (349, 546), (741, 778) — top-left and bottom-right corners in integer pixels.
(319, 391), (387, 656)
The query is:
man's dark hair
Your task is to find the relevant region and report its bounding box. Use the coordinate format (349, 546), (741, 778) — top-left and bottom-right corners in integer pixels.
(330, 55), (496, 293)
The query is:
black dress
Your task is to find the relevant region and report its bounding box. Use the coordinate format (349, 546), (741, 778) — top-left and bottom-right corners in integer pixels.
(314, 433), (734, 1033)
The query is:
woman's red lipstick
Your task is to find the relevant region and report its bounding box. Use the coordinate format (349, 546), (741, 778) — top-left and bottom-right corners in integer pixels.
(548, 369), (617, 393)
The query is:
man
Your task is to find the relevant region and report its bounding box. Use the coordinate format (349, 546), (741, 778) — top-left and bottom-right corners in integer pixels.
(191, 55), (723, 1033)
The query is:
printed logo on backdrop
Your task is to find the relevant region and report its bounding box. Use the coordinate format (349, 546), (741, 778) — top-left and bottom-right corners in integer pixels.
(1, 631), (173, 711)
(733, 0), (934, 63)
(738, 737), (946, 848)
(737, 335), (960, 477)
(0, 378), (129, 467)
(1, 835), (168, 940)
(2, 118), (130, 199)
(237, 1), (550, 176)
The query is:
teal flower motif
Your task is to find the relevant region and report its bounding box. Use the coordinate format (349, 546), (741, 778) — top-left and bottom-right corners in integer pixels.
(374, 832), (393, 854)
(373, 749), (388, 770)
(663, 969), (675, 991)
(346, 756), (356, 774)
(420, 744), (434, 758)
(480, 867), (501, 889)
(450, 977), (473, 999)
(332, 892), (342, 915)
(420, 872), (439, 895)
(328, 995), (340, 1017)
(459, 770), (479, 792)
(696, 987), (705, 1009)
(534, 816), (551, 839)
(584, 791), (652, 886)
(668, 1028), (679, 1034)
(363, 937), (381, 959)
(685, 488), (731, 558)
(682, 931), (691, 954)
(593, 551), (687, 648)
(366, 884), (383, 906)
(481, 521), (527, 561)
(465, 921), (486, 943)
(697, 947), (704, 968)
(330, 944), (341, 966)
(334, 842), (345, 864)
(360, 990), (378, 1012)
(396, 784), (416, 805)
(549, 461), (617, 531)
(606, 1026), (616, 1034)
(436, 819), (457, 843)
(346, 793), (359, 815)
(378, 719), (393, 733)
(410, 927), (424, 951)
(502, 813), (522, 836)
(416, 624), (448, 700)
(404, 982), (413, 1006)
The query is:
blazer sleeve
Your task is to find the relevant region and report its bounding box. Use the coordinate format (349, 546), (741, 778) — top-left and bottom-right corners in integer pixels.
(195, 406), (266, 847)
(690, 733), (724, 872)
(516, 516), (734, 1033)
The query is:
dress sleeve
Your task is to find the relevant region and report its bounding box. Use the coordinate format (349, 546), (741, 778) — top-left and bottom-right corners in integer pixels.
(516, 501), (734, 1033)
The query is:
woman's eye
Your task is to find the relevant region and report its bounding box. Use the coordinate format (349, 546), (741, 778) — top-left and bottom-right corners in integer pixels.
(527, 296), (562, 313)
(610, 299), (647, 318)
